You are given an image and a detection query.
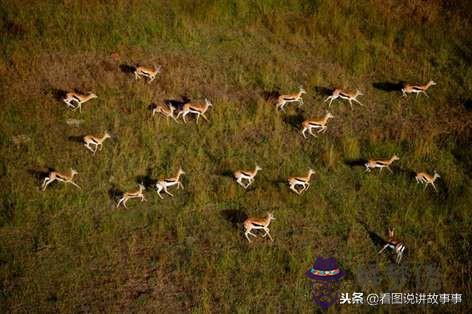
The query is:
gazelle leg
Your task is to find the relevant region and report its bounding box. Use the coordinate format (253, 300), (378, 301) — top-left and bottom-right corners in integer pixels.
(432, 183), (437, 192)
(182, 112), (188, 123)
(163, 187), (174, 197)
(353, 98), (364, 106)
(387, 166), (393, 174)
(309, 128), (317, 137)
(378, 244), (389, 254)
(264, 228), (273, 241)
(156, 186), (164, 199)
(117, 197), (124, 208)
(422, 91), (428, 97)
(349, 99), (353, 109)
(302, 128), (308, 138)
(201, 113), (209, 122)
(68, 181), (81, 189)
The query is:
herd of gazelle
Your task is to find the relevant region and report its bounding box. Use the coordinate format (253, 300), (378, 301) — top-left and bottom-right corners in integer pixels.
(50, 65), (439, 262)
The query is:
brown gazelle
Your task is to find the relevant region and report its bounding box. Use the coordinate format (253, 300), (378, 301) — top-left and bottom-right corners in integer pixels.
(234, 165), (262, 189)
(83, 131), (111, 154)
(378, 228), (406, 264)
(324, 88), (364, 109)
(116, 184), (146, 208)
(63, 92), (97, 112)
(152, 103), (178, 123)
(155, 168), (185, 199)
(415, 171), (441, 192)
(288, 169), (316, 195)
(243, 212), (275, 243)
(301, 112), (334, 138)
(177, 98), (213, 123)
(134, 65), (161, 83)
(42, 168), (80, 191)
(365, 155), (400, 173)
(402, 80), (436, 97)
(276, 87), (306, 112)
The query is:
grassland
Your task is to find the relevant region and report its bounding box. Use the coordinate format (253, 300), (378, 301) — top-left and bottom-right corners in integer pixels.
(0, 0), (471, 313)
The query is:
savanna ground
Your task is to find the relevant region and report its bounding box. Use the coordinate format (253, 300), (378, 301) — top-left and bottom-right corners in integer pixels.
(0, 1), (471, 313)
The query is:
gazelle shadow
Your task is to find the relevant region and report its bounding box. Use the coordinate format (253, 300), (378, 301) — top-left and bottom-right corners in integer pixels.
(164, 96), (191, 111)
(218, 170), (234, 178)
(314, 86), (333, 96)
(136, 168), (157, 189)
(119, 63), (136, 74)
(48, 88), (68, 102)
(108, 184), (124, 203)
(220, 209), (248, 229)
(68, 135), (85, 144)
(28, 167), (54, 185)
(344, 158), (368, 168)
(372, 81), (404, 92)
(358, 221), (388, 249)
(262, 90), (280, 105)
(282, 108), (305, 130)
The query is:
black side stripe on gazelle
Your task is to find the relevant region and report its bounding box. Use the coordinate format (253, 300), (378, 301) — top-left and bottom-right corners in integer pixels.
(282, 96), (296, 100)
(251, 222), (264, 227)
(164, 179), (176, 183)
(72, 95), (81, 101)
(241, 171), (252, 177)
(339, 92), (351, 97)
(308, 122), (321, 126)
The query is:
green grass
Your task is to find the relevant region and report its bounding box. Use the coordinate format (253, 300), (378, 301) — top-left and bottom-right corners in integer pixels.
(1, 0), (471, 312)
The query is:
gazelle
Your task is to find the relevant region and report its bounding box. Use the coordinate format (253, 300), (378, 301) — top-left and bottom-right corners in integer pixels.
(116, 184), (146, 208)
(63, 92), (97, 112)
(42, 168), (80, 191)
(243, 212), (275, 243)
(324, 88), (364, 109)
(288, 169), (316, 195)
(301, 112), (334, 138)
(234, 165), (262, 189)
(152, 103), (178, 123)
(378, 228), (406, 264)
(276, 87), (306, 112)
(415, 171), (440, 192)
(83, 131), (111, 154)
(155, 168), (185, 199)
(134, 65), (161, 83)
(176, 98), (213, 123)
(365, 155), (400, 173)
(402, 80), (436, 97)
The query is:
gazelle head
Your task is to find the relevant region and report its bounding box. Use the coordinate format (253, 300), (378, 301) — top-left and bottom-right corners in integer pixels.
(104, 131), (112, 139)
(433, 171), (441, 179)
(428, 80), (437, 86)
(89, 93), (98, 99)
(388, 228), (396, 241)
(308, 168), (316, 175)
(326, 111), (334, 119)
(178, 167), (186, 175)
(138, 183), (146, 191)
(155, 65), (162, 73)
(355, 89), (363, 96)
(255, 164), (262, 171)
(70, 168), (78, 176)
(299, 87), (306, 95)
(392, 155), (400, 161)
(205, 98), (213, 107)
(267, 212), (276, 221)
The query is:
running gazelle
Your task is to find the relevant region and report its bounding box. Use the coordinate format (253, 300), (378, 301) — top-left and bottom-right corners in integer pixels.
(365, 155), (400, 173)
(152, 102), (178, 123)
(402, 80), (436, 97)
(378, 228), (406, 264)
(134, 65), (161, 83)
(415, 171), (440, 192)
(42, 168), (81, 191)
(63, 92), (97, 112)
(83, 131), (111, 154)
(116, 184), (146, 208)
(301, 112), (334, 138)
(243, 212), (275, 243)
(288, 169), (316, 195)
(276, 87), (306, 112)
(234, 165), (262, 189)
(177, 98), (213, 123)
(324, 88), (364, 109)
(155, 168), (185, 198)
